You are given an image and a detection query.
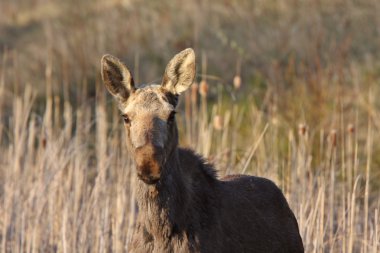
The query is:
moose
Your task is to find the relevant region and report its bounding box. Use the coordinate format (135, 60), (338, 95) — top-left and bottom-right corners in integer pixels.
(101, 48), (304, 253)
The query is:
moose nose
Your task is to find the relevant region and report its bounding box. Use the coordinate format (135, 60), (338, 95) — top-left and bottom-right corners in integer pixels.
(134, 144), (164, 184)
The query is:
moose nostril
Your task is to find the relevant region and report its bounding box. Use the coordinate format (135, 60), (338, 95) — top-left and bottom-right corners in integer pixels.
(137, 173), (160, 184)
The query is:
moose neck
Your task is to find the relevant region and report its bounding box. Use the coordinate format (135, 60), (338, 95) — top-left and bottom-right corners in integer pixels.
(135, 147), (191, 237)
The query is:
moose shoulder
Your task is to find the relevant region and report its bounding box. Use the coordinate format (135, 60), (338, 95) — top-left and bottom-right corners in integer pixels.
(101, 48), (304, 253)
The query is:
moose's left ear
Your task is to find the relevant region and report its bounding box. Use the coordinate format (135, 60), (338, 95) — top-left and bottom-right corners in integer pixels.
(161, 48), (196, 95)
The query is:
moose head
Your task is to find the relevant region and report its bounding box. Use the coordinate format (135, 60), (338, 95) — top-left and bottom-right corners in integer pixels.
(101, 49), (195, 184)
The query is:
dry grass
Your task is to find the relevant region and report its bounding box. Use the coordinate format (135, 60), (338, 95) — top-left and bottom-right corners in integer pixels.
(0, 0), (379, 252)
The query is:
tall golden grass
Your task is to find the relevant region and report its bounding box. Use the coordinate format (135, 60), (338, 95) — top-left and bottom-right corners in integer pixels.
(0, 0), (379, 252)
(0, 53), (379, 252)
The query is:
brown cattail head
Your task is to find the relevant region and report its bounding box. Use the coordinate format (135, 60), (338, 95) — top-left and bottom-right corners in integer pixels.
(347, 123), (355, 134)
(213, 115), (223, 130)
(329, 129), (337, 147)
(233, 75), (241, 90)
(191, 82), (198, 104)
(271, 117), (279, 126)
(199, 80), (209, 97)
(298, 123), (308, 136)
(41, 136), (47, 149)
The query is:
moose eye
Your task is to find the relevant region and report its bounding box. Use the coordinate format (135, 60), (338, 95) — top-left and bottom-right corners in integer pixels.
(122, 114), (131, 124)
(168, 111), (176, 122)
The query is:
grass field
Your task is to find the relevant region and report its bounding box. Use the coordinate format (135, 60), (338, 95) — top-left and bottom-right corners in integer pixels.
(0, 0), (379, 252)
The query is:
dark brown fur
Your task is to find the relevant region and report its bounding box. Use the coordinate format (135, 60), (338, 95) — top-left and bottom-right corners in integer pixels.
(101, 49), (304, 253)
(129, 148), (304, 253)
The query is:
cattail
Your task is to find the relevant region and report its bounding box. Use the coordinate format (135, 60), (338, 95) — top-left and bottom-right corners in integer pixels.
(41, 136), (47, 149)
(347, 124), (355, 134)
(298, 123), (307, 136)
(185, 89), (191, 123)
(199, 80), (208, 97)
(271, 117), (279, 126)
(191, 82), (198, 104)
(213, 115), (223, 130)
(329, 129), (337, 147)
(233, 75), (241, 90)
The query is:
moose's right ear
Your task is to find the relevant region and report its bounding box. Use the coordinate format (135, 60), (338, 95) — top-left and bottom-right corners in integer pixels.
(101, 54), (135, 102)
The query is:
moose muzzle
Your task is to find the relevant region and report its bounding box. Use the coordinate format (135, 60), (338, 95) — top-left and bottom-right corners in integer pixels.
(134, 144), (164, 184)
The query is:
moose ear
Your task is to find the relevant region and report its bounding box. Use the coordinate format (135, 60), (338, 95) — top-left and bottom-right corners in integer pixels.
(101, 54), (135, 102)
(161, 48), (196, 95)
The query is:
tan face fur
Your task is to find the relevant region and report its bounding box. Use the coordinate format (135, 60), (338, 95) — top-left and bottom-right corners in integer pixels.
(101, 49), (195, 184)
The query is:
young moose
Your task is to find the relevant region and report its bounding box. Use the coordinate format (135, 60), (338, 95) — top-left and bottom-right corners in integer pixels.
(101, 49), (304, 253)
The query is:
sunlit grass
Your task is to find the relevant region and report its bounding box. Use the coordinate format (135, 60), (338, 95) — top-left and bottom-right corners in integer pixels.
(0, 0), (379, 252)
(0, 56), (379, 252)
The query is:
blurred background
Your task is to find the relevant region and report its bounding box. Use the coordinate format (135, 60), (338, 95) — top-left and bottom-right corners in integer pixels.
(1, 0), (380, 133)
(0, 0), (379, 252)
